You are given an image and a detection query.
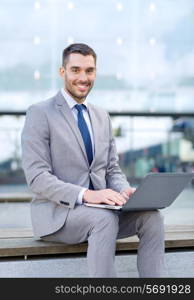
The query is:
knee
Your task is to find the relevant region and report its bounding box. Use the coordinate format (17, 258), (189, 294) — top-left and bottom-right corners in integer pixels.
(138, 211), (165, 236)
(91, 210), (119, 233)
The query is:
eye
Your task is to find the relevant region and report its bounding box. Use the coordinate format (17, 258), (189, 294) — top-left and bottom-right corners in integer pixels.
(87, 68), (95, 74)
(71, 67), (80, 73)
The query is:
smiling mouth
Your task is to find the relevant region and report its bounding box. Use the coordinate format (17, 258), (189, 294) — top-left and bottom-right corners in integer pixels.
(76, 84), (89, 91)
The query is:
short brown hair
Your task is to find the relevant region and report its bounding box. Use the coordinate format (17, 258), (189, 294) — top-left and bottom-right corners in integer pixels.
(62, 43), (97, 67)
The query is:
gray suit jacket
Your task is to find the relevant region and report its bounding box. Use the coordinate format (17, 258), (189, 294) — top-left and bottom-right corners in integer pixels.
(21, 91), (130, 237)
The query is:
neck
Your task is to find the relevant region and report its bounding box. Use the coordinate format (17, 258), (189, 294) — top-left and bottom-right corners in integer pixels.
(74, 98), (86, 104)
(64, 88), (86, 104)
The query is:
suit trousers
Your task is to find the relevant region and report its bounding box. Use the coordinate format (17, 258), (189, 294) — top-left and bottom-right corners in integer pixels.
(42, 205), (167, 277)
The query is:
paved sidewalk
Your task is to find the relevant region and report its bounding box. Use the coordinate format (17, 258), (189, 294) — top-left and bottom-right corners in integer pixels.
(0, 251), (193, 278)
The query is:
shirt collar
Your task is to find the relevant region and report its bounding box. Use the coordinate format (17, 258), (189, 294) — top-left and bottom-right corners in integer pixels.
(61, 88), (88, 109)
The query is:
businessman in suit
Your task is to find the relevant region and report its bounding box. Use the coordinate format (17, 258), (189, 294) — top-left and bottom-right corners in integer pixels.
(21, 43), (167, 277)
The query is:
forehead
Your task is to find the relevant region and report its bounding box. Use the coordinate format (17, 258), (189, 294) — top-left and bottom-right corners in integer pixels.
(66, 53), (95, 68)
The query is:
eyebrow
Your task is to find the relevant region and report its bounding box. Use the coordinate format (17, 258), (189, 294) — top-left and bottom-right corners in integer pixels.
(70, 66), (96, 70)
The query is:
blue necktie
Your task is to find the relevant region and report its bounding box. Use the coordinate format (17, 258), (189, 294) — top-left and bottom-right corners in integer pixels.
(75, 104), (94, 189)
(75, 104), (93, 166)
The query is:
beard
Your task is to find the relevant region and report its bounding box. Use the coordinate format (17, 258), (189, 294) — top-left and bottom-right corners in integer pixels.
(65, 81), (94, 101)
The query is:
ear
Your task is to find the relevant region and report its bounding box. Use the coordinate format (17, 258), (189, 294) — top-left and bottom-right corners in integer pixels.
(59, 66), (65, 78)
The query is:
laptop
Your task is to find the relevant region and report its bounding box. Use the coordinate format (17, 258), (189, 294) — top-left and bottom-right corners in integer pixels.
(84, 172), (194, 211)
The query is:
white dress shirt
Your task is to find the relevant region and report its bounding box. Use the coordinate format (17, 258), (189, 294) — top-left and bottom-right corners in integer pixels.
(61, 88), (94, 204)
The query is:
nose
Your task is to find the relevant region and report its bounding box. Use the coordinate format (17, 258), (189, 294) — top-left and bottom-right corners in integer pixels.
(78, 71), (88, 82)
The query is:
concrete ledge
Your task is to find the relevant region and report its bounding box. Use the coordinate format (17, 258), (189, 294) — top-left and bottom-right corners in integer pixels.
(0, 225), (194, 258)
(0, 193), (32, 202)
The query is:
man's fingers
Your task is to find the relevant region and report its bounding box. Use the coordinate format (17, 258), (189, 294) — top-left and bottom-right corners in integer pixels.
(113, 191), (127, 202)
(114, 195), (126, 205)
(104, 190), (126, 204)
(96, 189), (127, 205)
(117, 194), (127, 202)
(121, 191), (129, 200)
(122, 188), (136, 198)
(104, 199), (117, 206)
(111, 194), (127, 205)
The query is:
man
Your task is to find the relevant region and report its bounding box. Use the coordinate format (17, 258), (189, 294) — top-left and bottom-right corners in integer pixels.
(21, 43), (167, 277)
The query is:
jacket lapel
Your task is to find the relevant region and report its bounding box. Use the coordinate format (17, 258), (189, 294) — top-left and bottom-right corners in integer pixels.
(55, 91), (89, 165)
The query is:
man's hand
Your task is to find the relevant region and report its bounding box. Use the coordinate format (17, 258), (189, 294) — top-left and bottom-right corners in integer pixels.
(120, 187), (136, 201)
(83, 189), (127, 206)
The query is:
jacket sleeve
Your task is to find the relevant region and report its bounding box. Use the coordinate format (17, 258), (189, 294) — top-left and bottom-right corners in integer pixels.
(21, 105), (82, 208)
(105, 114), (130, 192)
